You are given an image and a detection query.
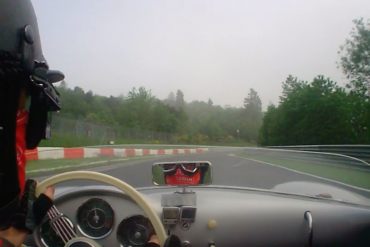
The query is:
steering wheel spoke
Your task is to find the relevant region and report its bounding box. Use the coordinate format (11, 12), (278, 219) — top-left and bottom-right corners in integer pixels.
(47, 205), (76, 244)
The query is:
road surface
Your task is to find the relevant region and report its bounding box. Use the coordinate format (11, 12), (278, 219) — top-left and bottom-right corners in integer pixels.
(36, 151), (370, 201)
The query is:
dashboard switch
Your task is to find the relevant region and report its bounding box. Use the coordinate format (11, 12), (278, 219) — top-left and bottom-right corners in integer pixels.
(182, 241), (191, 247)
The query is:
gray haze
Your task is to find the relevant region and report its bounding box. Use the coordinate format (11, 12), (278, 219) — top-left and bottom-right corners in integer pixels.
(32, 0), (370, 110)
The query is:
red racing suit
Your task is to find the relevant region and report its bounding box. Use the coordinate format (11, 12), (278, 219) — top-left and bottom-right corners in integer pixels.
(16, 110), (28, 195)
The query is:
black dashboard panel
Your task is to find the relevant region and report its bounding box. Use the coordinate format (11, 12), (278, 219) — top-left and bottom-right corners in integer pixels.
(26, 185), (370, 247)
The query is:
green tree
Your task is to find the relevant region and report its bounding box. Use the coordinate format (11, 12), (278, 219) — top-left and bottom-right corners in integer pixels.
(84, 90), (94, 105)
(244, 89), (262, 114)
(117, 87), (155, 129)
(103, 95), (122, 116)
(259, 76), (354, 146)
(87, 96), (117, 126)
(338, 18), (370, 96)
(242, 88), (263, 141)
(175, 90), (185, 110)
(258, 104), (279, 146)
(163, 92), (176, 107)
(55, 84), (89, 119)
(338, 18), (370, 144)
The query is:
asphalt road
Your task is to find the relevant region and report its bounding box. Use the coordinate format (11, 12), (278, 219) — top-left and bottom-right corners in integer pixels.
(36, 151), (370, 201)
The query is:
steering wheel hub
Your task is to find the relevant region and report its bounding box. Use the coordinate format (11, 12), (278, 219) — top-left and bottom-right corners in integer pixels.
(64, 237), (99, 247)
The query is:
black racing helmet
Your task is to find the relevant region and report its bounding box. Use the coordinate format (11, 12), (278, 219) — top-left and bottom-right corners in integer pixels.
(0, 0), (64, 148)
(0, 0), (63, 224)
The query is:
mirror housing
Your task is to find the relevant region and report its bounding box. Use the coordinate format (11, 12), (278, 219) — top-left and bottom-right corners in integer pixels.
(152, 161), (212, 186)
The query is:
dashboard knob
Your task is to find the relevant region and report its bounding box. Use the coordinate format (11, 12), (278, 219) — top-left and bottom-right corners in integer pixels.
(180, 222), (191, 231)
(208, 220), (217, 229)
(182, 240), (192, 247)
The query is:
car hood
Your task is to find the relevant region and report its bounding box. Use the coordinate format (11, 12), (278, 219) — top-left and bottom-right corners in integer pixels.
(54, 182), (370, 207)
(273, 181), (370, 205)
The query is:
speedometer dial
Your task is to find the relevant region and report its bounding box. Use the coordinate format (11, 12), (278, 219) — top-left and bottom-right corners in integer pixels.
(76, 198), (114, 239)
(117, 215), (153, 247)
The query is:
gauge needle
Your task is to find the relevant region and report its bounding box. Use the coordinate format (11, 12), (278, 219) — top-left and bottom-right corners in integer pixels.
(93, 208), (99, 223)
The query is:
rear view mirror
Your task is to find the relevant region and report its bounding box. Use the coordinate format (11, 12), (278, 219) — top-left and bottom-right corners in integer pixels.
(152, 161), (212, 186)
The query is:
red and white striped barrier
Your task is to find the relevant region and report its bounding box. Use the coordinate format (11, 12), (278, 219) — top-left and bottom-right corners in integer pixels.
(25, 147), (209, 161)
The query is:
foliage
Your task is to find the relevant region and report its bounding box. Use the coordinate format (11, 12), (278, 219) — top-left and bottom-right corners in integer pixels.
(54, 82), (263, 145)
(338, 18), (370, 96)
(259, 18), (370, 146)
(259, 75), (366, 145)
(226, 135), (234, 141)
(175, 90), (185, 110)
(242, 88), (263, 142)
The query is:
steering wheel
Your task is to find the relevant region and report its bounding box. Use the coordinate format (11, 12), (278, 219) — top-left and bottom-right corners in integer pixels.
(35, 171), (167, 247)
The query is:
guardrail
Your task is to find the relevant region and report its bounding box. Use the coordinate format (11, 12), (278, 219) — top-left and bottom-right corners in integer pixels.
(243, 147), (370, 172)
(266, 145), (370, 163)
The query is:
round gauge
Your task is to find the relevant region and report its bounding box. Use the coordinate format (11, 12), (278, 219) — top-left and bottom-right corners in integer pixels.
(39, 216), (75, 247)
(76, 198), (115, 239)
(117, 215), (153, 247)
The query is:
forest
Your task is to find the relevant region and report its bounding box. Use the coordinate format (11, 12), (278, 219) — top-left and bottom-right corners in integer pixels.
(259, 18), (370, 146)
(54, 81), (262, 145)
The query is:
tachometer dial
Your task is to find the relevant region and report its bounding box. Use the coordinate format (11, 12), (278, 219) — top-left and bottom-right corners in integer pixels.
(39, 216), (75, 247)
(117, 215), (153, 247)
(76, 198), (114, 239)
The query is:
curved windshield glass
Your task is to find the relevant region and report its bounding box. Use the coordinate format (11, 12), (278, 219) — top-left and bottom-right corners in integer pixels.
(29, 0), (370, 207)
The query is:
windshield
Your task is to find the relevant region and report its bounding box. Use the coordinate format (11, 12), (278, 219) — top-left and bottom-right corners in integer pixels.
(28, 1), (370, 207)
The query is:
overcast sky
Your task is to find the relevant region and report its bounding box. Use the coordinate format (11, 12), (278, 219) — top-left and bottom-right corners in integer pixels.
(32, 0), (370, 109)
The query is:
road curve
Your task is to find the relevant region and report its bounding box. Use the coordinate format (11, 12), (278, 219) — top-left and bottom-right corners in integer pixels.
(37, 151), (370, 201)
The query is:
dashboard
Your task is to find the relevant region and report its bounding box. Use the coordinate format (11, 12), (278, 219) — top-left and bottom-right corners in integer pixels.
(26, 185), (370, 247)
(33, 187), (152, 247)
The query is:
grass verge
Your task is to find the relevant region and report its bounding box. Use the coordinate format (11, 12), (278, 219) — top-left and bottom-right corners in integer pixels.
(26, 157), (123, 172)
(26, 156), (157, 177)
(200, 141), (256, 147)
(152, 165), (165, 185)
(235, 152), (370, 190)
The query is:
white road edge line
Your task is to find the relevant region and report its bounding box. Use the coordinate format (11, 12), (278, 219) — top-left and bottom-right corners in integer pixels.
(26, 155), (170, 174)
(91, 161), (146, 172)
(232, 161), (246, 167)
(235, 155), (370, 193)
(34, 158), (156, 180)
